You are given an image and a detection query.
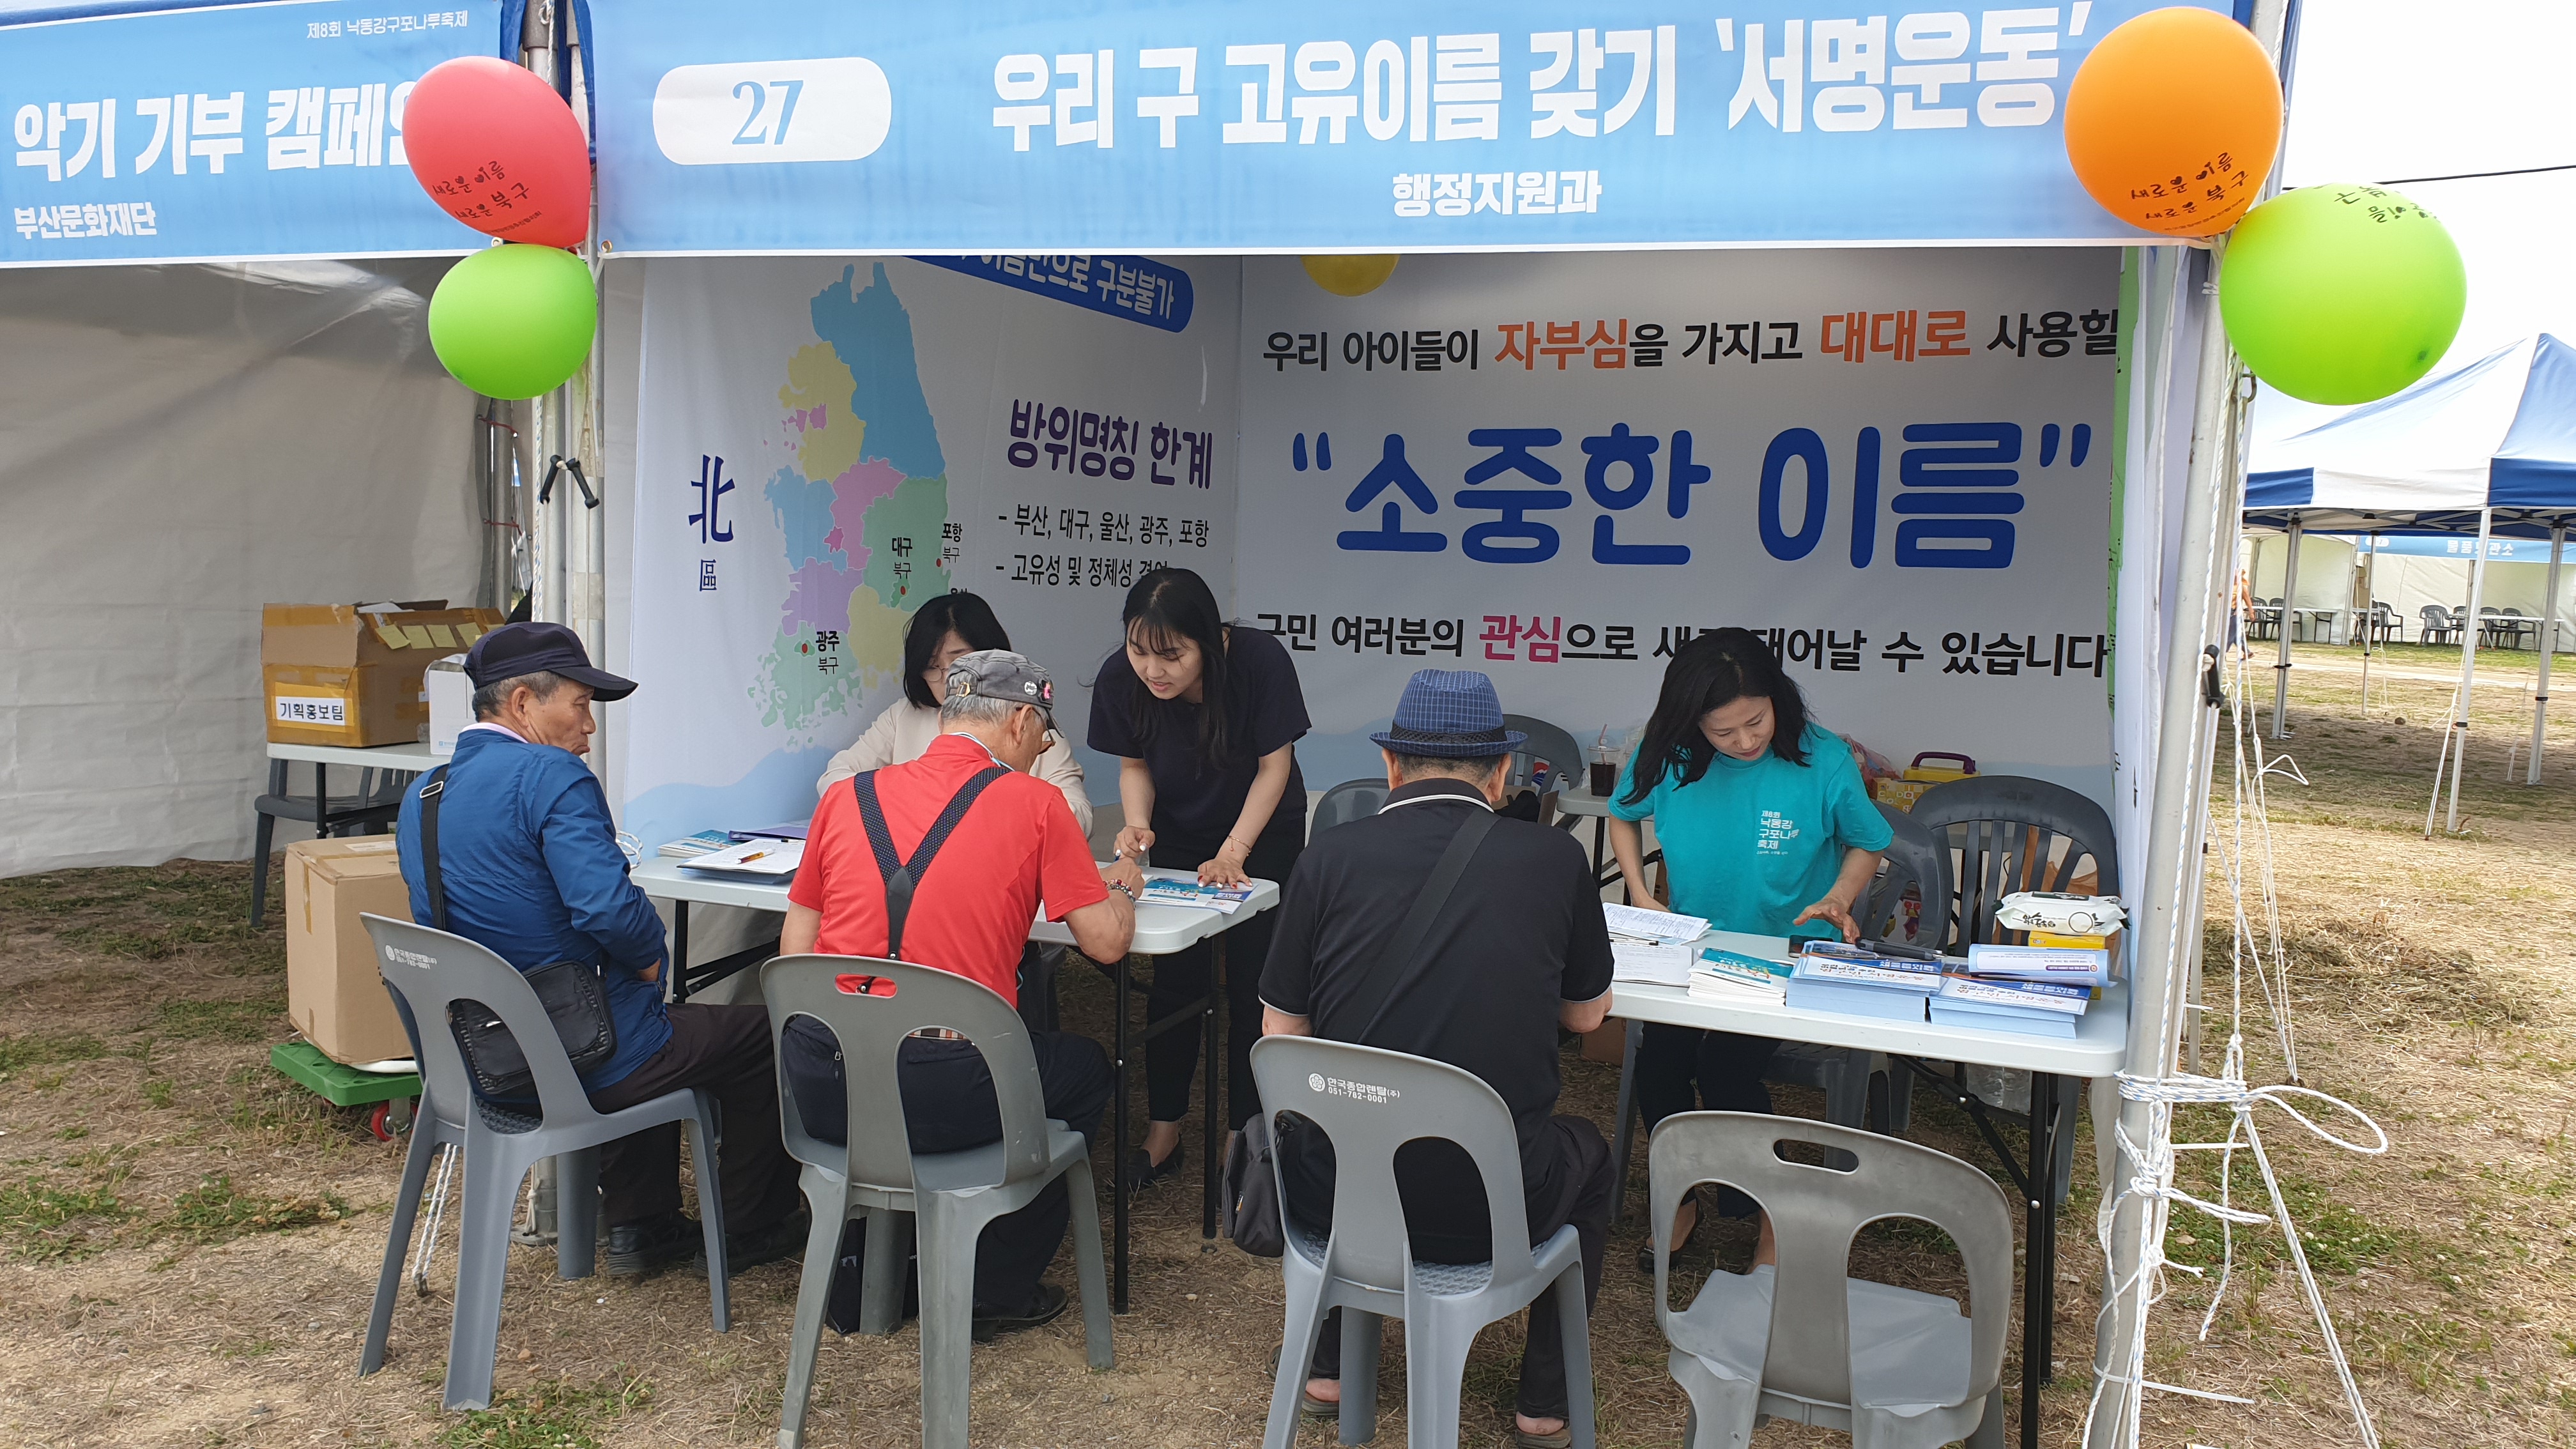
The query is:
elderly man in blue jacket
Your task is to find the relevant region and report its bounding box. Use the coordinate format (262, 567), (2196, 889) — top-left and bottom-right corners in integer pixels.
(396, 622), (804, 1278)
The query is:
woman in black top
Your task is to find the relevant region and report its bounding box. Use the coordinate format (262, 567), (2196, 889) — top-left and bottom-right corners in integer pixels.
(1092, 568), (1309, 1186)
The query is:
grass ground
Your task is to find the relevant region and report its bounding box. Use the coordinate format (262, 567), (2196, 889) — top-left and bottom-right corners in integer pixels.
(0, 637), (2568, 1447)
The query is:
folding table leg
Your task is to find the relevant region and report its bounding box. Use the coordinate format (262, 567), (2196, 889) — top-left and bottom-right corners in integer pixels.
(1202, 936), (1223, 1243)
(2019, 1070), (2061, 1449)
(1113, 954), (1132, 1314)
(668, 902), (691, 1003)
(1608, 1019), (1643, 1227)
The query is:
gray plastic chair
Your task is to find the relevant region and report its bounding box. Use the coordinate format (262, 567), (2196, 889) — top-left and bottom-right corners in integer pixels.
(1649, 1112), (2010, 1449)
(1909, 776), (2117, 952)
(2419, 604), (2457, 644)
(358, 914), (729, 1411)
(1312, 777), (1391, 837)
(762, 955), (1112, 1449)
(1501, 714), (1587, 801)
(1250, 1036), (1594, 1449)
(1910, 777), (2117, 1206)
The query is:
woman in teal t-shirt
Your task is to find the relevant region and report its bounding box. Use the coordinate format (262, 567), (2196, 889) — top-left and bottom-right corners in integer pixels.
(1606, 628), (1892, 1271)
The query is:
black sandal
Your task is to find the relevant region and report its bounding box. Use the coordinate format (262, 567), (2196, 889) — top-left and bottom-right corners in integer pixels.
(1636, 1188), (1701, 1275)
(1124, 1140), (1186, 1190)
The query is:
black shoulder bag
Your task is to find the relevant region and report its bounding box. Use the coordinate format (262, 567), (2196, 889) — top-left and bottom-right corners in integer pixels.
(420, 767), (619, 1100)
(1223, 804), (1496, 1257)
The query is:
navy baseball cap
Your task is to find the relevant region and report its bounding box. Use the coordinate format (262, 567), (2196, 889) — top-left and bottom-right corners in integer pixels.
(1368, 668), (1526, 759)
(463, 621), (638, 702)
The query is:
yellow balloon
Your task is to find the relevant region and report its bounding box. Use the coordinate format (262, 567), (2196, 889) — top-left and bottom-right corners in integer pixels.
(1301, 255), (1400, 297)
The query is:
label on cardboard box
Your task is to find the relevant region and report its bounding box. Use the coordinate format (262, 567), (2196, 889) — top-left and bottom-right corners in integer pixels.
(274, 694), (350, 727)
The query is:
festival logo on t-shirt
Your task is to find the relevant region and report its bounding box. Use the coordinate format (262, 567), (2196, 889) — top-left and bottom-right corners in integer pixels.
(1756, 809), (1801, 855)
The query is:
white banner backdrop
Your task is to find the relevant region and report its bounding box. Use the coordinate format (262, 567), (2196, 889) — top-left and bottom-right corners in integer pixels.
(624, 256), (1240, 848)
(1236, 249), (2122, 802)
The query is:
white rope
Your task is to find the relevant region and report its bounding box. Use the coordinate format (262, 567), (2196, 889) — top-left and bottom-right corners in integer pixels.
(2083, 359), (2389, 1449)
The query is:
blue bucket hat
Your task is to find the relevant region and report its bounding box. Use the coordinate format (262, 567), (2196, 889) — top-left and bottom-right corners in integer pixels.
(1367, 669), (1526, 759)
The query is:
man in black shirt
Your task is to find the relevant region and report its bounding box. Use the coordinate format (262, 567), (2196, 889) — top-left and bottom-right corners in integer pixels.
(1259, 668), (1615, 1449)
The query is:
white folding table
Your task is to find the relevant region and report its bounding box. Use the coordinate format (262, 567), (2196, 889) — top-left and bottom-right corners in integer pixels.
(628, 858), (1280, 1311)
(252, 740), (445, 925)
(1611, 928), (2128, 1449)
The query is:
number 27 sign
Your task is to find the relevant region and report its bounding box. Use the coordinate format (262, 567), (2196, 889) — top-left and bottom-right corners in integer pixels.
(651, 59), (891, 165)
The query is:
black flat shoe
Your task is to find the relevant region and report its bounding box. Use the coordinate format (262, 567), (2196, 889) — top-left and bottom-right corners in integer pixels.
(971, 1282), (1069, 1342)
(1636, 1191), (1702, 1275)
(712, 1207), (809, 1275)
(1124, 1140), (1185, 1190)
(604, 1211), (698, 1279)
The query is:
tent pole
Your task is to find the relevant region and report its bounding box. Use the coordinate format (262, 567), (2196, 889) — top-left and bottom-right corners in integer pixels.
(565, 1), (610, 788)
(2446, 508), (2493, 831)
(2086, 250), (2245, 1449)
(2272, 516), (2302, 737)
(2531, 523), (2565, 786)
(2358, 533), (2375, 712)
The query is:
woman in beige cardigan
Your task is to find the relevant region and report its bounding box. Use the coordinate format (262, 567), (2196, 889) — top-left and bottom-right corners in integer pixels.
(815, 590), (1092, 834)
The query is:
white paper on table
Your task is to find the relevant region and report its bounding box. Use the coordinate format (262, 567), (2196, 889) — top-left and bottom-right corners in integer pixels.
(678, 836), (804, 875)
(1611, 942), (1695, 986)
(1601, 901), (1711, 944)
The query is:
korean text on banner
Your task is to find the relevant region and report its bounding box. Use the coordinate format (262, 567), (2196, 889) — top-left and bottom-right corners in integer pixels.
(1236, 249), (2120, 806)
(594, 0), (2229, 256)
(1, 1), (491, 266)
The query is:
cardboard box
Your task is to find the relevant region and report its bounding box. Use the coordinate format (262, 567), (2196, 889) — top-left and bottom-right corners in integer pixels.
(262, 602), (503, 746)
(284, 838), (418, 1066)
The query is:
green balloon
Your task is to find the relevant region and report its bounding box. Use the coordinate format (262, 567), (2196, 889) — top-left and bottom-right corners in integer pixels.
(2220, 185), (2466, 406)
(427, 242), (598, 400)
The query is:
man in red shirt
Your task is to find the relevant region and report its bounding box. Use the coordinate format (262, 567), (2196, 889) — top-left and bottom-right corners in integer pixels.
(780, 650), (1133, 1338)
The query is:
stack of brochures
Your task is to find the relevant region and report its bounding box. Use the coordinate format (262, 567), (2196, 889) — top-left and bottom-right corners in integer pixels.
(1611, 942), (1696, 987)
(1782, 940), (1941, 1022)
(659, 829), (733, 859)
(1930, 974), (2092, 1037)
(1602, 902), (1712, 945)
(1925, 942), (2109, 1037)
(1689, 947), (1794, 1004)
(1136, 878), (1254, 914)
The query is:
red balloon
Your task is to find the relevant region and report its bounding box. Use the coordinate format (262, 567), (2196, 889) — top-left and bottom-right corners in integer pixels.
(402, 56), (590, 249)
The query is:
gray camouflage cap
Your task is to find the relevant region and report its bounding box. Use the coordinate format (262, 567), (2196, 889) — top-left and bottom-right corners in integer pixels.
(947, 648), (1056, 717)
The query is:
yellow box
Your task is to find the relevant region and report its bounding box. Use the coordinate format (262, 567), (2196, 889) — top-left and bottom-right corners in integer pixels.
(284, 838), (417, 1066)
(2029, 930), (2111, 951)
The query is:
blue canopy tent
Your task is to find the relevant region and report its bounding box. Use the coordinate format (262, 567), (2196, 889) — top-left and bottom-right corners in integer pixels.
(2245, 335), (2576, 802)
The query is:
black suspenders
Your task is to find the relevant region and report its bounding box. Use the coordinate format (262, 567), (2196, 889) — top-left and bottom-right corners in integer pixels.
(848, 764), (1011, 960)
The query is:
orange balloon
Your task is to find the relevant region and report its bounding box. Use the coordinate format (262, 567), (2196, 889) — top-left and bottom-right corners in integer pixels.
(2063, 7), (2282, 238)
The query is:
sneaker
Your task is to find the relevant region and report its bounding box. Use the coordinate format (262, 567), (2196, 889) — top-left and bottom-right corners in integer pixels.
(970, 1282), (1070, 1342)
(604, 1211), (698, 1279)
(715, 1207), (811, 1275)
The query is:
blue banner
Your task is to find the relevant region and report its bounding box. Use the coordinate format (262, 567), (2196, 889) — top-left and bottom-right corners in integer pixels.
(1, 0), (493, 266)
(914, 252), (1195, 331)
(594, 0), (2223, 256)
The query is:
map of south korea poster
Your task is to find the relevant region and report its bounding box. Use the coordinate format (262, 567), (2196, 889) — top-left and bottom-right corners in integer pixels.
(624, 256), (1240, 849)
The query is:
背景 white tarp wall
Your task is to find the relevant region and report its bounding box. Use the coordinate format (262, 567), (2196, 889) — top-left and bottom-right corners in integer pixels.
(0, 260), (476, 877)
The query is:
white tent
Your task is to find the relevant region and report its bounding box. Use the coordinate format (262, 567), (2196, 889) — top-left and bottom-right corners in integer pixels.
(2245, 335), (2576, 796)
